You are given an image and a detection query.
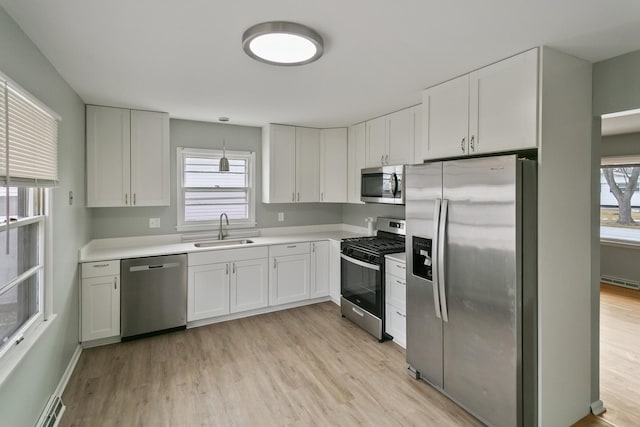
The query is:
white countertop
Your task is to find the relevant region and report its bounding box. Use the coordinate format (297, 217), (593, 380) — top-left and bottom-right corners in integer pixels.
(79, 226), (365, 263)
(385, 252), (406, 263)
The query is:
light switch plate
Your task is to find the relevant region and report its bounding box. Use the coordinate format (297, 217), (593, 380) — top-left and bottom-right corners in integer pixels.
(149, 218), (161, 228)
(278, 212), (284, 222)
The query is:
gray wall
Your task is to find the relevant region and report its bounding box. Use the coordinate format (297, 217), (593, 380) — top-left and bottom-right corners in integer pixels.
(91, 119), (343, 238)
(342, 203), (404, 228)
(0, 6), (90, 427)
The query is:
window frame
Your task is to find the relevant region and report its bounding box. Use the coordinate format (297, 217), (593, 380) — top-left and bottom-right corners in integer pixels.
(600, 160), (640, 245)
(176, 147), (256, 232)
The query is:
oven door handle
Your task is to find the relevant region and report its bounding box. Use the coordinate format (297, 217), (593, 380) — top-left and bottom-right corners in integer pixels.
(340, 254), (380, 271)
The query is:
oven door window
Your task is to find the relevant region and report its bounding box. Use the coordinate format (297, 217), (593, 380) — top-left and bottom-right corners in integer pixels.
(361, 173), (392, 198)
(341, 258), (382, 317)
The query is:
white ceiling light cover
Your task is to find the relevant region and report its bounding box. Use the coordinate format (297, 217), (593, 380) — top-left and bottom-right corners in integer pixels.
(242, 21), (324, 66)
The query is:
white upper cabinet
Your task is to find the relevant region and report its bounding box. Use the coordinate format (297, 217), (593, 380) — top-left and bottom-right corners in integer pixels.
(422, 74), (470, 159)
(87, 106), (131, 207)
(130, 110), (170, 206)
(412, 104), (424, 164)
(86, 105), (170, 207)
(366, 116), (388, 167)
(387, 108), (415, 165)
(469, 48), (538, 154)
(319, 128), (347, 203)
(422, 48), (539, 161)
(366, 107), (417, 167)
(262, 124), (296, 203)
(295, 127), (320, 203)
(347, 122), (366, 204)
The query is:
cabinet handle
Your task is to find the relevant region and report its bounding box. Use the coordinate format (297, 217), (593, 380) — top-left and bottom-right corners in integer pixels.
(396, 311), (406, 318)
(292, 192), (295, 202)
(273, 259), (277, 269)
(385, 154), (389, 164)
(133, 193), (136, 205)
(321, 192), (324, 201)
(460, 138), (466, 153)
(125, 193), (128, 205)
(297, 192), (300, 202)
(114, 277), (117, 290)
(312, 243), (315, 252)
(396, 264), (405, 270)
(232, 263), (235, 274)
(470, 135), (475, 152)
(226, 264), (229, 275)
(380, 155), (384, 165)
(286, 245), (297, 249)
(397, 279), (406, 286)
(92, 263), (110, 268)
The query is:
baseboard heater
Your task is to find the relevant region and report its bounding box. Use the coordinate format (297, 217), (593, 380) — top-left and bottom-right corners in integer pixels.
(601, 275), (640, 290)
(35, 395), (65, 427)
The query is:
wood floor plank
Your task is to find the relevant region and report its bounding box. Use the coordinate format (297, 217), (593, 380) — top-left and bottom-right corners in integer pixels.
(61, 302), (480, 426)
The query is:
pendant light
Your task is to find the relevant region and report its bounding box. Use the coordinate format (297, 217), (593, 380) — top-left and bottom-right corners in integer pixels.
(219, 116), (230, 172)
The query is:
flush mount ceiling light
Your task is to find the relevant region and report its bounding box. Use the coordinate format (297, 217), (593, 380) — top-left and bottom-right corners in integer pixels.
(242, 21), (324, 66)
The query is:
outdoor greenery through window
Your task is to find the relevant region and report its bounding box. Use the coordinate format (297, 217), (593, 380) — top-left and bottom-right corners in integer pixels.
(601, 162), (640, 242)
(177, 147), (255, 231)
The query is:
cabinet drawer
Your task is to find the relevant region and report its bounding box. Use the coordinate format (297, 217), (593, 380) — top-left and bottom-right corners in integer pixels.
(385, 274), (406, 311)
(188, 246), (269, 267)
(385, 258), (406, 279)
(270, 242), (310, 257)
(385, 304), (406, 348)
(82, 260), (120, 278)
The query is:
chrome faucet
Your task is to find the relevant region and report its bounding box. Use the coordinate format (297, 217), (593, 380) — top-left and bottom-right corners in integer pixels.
(218, 212), (229, 240)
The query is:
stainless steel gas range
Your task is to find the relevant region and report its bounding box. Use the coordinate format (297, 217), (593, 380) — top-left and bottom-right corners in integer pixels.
(340, 217), (405, 341)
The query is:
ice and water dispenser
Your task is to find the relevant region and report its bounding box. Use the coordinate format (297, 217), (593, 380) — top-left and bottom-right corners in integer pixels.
(412, 237), (433, 281)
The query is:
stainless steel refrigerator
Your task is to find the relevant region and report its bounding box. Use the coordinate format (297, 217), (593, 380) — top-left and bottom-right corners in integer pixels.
(405, 154), (537, 427)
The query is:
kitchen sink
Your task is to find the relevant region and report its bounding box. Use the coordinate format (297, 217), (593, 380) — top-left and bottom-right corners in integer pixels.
(194, 239), (254, 248)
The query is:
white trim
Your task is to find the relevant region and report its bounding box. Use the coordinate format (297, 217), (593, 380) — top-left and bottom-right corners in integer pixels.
(600, 239), (640, 249)
(602, 108), (640, 119)
(590, 400), (606, 416)
(54, 345), (82, 397)
(0, 313), (56, 387)
(0, 70), (61, 121)
(187, 297), (331, 329)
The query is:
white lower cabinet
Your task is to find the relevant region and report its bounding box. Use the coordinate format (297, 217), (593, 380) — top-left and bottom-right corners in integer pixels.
(385, 256), (406, 348)
(310, 241), (330, 298)
(269, 243), (311, 306)
(80, 260), (120, 342)
(329, 240), (341, 304)
(188, 262), (230, 321)
(230, 258), (269, 313)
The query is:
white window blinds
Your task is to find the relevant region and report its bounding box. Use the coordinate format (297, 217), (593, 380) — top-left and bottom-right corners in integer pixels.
(0, 73), (60, 187)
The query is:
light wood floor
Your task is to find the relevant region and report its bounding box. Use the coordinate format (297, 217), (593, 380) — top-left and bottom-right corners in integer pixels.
(61, 302), (481, 426)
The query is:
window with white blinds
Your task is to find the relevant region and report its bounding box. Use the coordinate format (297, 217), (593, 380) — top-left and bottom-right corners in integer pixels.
(177, 147), (256, 231)
(0, 73), (59, 187)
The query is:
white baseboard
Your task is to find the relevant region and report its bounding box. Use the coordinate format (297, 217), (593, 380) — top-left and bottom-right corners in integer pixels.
(54, 345), (82, 398)
(590, 400), (606, 416)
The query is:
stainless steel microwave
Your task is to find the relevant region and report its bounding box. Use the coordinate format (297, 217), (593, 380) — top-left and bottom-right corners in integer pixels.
(361, 165), (405, 204)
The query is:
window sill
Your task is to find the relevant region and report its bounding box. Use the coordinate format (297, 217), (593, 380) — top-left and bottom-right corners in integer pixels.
(600, 239), (640, 249)
(0, 314), (56, 387)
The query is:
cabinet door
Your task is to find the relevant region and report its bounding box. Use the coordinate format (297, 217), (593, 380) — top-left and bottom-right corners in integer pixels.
(86, 105), (130, 207)
(263, 124), (296, 203)
(310, 241), (330, 298)
(269, 253), (310, 306)
(81, 275), (120, 341)
(347, 123), (366, 204)
(130, 110), (170, 206)
(319, 128), (347, 203)
(412, 105), (425, 164)
(295, 127), (320, 202)
(329, 240), (341, 304)
(387, 108), (415, 165)
(422, 74), (470, 160)
(230, 258), (268, 313)
(469, 48), (538, 155)
(385, 304), (406, 348)
(187, 262), (230, 321)
(366, 116), (388, 167)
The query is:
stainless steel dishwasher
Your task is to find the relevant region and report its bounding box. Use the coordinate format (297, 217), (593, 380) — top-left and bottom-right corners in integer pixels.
(121, 254), (187, 340)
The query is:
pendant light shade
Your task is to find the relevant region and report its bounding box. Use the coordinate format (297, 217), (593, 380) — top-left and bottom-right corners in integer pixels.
(219, 117), (230, 172)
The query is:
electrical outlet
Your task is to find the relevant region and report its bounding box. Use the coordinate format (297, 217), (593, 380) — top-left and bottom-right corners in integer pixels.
(149, 218), (161, 228)
(278, 212), (284, 222)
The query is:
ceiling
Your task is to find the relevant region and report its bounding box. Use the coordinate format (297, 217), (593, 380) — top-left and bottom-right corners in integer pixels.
(2, 0), (640, 128)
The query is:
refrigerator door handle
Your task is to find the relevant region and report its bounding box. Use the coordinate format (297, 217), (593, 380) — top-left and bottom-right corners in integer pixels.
(438, 199), (449, 322)
(432, 198), (442, 319)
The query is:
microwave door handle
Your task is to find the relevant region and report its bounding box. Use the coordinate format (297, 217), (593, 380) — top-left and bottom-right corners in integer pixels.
(432, 198), (442, 319)
(392, 173), (399, 197)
